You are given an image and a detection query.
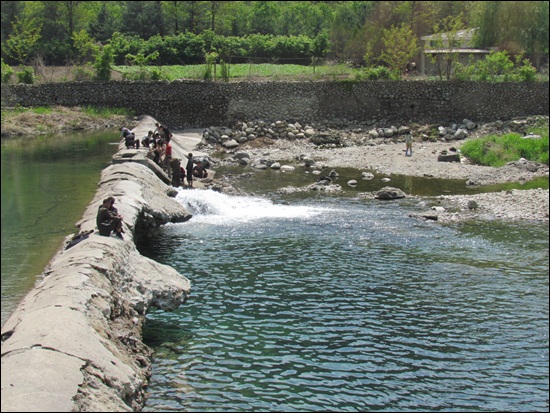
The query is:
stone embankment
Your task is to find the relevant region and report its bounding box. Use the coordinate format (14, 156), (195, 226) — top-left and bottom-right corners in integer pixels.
(1, 117), (194, 412)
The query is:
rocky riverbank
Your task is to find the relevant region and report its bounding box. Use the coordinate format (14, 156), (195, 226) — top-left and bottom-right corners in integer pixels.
(194, 116), (549, 223)
(1, 106), (548, 224)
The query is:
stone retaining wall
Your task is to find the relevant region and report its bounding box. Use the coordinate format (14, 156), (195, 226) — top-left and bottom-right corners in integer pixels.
(2, 80), (548, 128)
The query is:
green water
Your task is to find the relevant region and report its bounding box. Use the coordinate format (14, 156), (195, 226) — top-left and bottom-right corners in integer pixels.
(216, 165), (549, 197)
(139, 190), (549, 412)
(1, 130), (118, 326)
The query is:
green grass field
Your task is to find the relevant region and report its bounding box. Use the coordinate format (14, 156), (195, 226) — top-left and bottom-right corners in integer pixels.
(114, 63), (356, 81)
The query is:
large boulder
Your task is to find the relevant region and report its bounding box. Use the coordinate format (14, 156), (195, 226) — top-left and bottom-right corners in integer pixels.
(374, 186), (406, 199)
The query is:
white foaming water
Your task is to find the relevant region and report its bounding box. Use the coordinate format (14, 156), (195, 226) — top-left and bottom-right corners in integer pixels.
(175, 189), (325, 224)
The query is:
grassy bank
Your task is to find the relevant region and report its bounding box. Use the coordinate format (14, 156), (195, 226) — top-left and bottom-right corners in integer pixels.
(461, 127), (549, 166)
(1, 106), (136, 137)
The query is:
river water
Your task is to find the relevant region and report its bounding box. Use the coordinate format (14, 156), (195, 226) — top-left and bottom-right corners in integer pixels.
(138, 188), (549, 412)
(1, 134), (548, 412)
(1, 131), (118, 325)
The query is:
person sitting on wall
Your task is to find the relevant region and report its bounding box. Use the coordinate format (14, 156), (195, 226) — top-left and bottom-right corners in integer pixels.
(193, 161), (208, 178)
(96, 197), (124, 239)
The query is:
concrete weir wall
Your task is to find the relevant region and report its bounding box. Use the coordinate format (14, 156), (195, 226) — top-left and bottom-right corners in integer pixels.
(2, 80), (548, 128)
(1, 118), (192, 412)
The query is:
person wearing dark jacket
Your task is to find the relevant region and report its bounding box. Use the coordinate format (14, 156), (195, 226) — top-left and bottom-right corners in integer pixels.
(184, 153), (194, 188)
(97, 198), (124, 239)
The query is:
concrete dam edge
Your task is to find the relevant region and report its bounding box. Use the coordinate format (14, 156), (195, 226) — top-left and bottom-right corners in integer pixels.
(1, 117), (191, 412)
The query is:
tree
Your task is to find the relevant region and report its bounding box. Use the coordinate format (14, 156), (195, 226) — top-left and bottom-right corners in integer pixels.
(1, 1), (23, 45)
(279, 1), (334, 38)
(3, 15), (42, 65)
(72, 29), (98, 64)
(310, 30), (330, 73)
(121, 1), (164, 39)
(183, 1), (208, 35)
(208, 1), (222, 33)
(94, 43), (114, 81)
(59, 1), (82, 40)
(330, 1), (376, 60)
(380, 23), (419, 76)
(250, 1), (280, 35)
(473, 1), (549, 69)
(164, 1), (185, 35)
(89, 2), (118, 42)
(429, 13), (467, 80)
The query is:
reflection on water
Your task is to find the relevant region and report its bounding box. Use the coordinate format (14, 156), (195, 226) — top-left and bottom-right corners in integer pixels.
(1, 130), (118, 326)
(140, 189), (549, 412)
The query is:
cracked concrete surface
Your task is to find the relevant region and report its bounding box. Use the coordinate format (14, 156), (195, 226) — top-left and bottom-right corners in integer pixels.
(1, 117), (195, 412)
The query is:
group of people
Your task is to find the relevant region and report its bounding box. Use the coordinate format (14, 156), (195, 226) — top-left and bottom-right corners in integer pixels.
(178, 153), (209, 189)
(121, 124), (209, 188)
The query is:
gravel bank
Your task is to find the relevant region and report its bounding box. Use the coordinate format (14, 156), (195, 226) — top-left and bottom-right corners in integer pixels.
(201, 118), (549, 223)
(257, 140), (549, 223)
(430, 188), (549, 223)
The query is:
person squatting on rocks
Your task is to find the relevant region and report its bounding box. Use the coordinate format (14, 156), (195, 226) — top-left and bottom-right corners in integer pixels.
(141, 130), (154, 149)
(121, 126), (139, 149)
(97, 197), (124, 239)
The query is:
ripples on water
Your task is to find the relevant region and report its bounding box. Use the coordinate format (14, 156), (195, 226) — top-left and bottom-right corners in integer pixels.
(140, 189), (549, 412)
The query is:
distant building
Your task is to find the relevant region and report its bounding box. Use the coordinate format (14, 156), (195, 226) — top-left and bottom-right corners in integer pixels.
(419, 28), (491, 76)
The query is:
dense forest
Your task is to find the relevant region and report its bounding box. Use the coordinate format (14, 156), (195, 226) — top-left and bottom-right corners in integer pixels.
(1, 1), (548, 70)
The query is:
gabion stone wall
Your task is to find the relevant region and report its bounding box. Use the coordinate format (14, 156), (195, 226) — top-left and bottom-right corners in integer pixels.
(2, 80), (548, 128)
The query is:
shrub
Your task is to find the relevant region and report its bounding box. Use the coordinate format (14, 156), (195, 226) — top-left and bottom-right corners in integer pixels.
(516, 63), (537, 82)
(1, 58), (14, 83)
(94, 45), (114, 81)
(16, 66), (35, 84)
(355, 66), (398, 80)
(461, 132), (549, 166)
(72, 66), (94, 81)
(452, 51), (538, 82)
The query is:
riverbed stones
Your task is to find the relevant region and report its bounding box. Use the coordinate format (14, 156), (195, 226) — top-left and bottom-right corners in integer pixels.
(374, 186), (406, 199)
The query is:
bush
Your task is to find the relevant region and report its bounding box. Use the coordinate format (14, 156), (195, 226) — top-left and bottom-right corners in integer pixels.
(1, 59), (14, 83)
(72, 66), (94, 81)
(16, 66), (35, 84)
(461, 132), (549, 166)
(516, 63), (537, 82)
(355, 66), (398, 80)
(452, 51), (538, 82)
